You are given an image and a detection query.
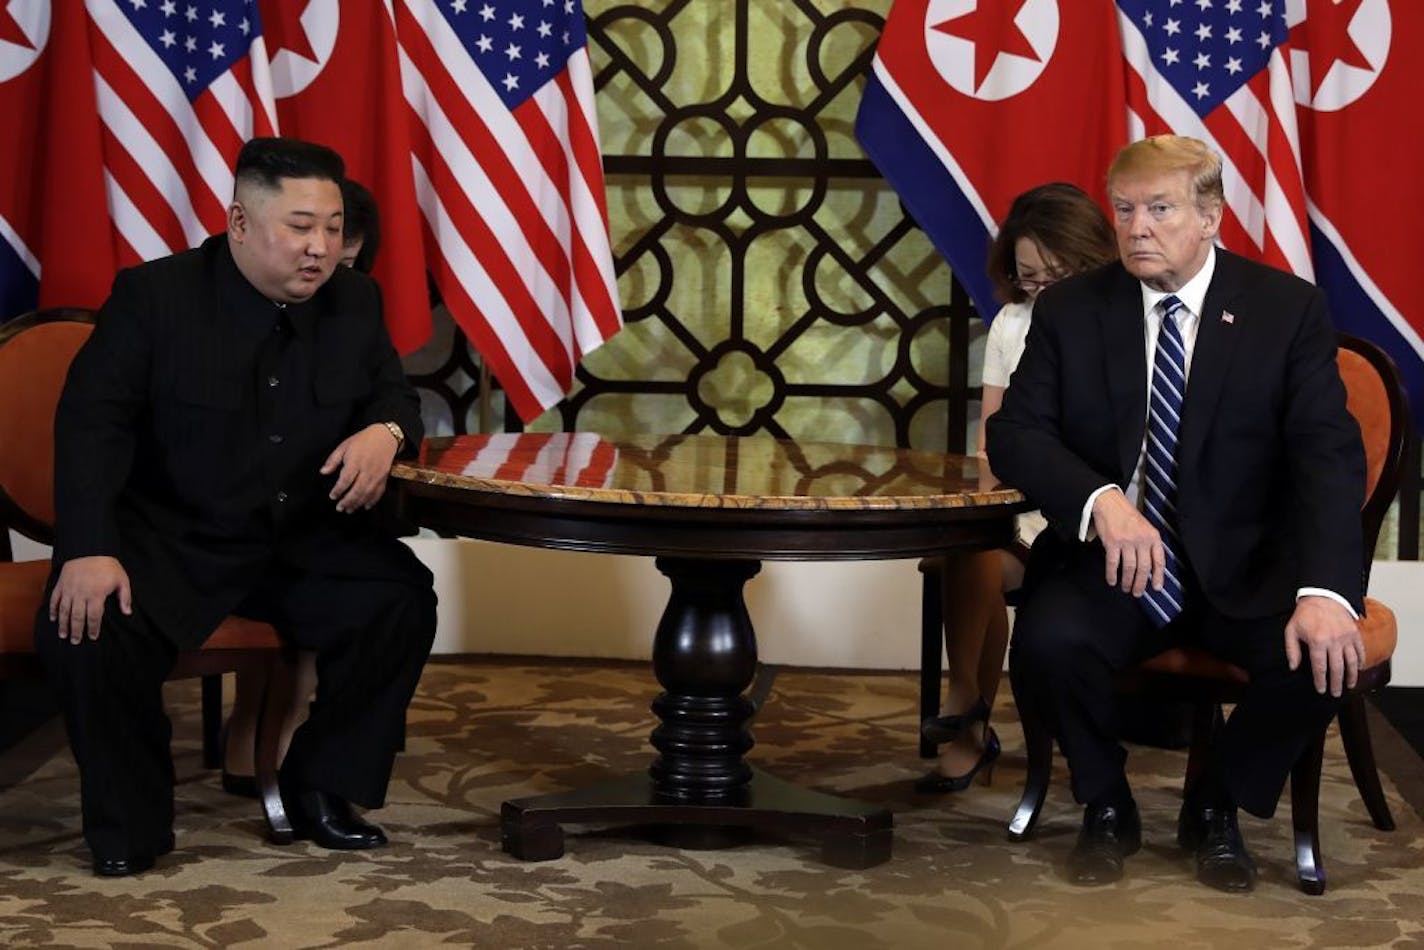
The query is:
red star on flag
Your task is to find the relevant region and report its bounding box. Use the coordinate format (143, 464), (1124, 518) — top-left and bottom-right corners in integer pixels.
(932, 0), (1040, 93)
(0, 8), (34, 50)
(1288, 0), (1374, 99)
(265, 0), (320, 63)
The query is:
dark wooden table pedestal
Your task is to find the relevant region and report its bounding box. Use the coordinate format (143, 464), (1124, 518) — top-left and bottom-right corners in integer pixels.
(391, 433), (1025, 870)
(500, 557), (893, 868)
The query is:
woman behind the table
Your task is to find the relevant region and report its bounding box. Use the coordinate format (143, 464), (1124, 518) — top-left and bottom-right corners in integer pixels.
(918, 182), (1118, 792)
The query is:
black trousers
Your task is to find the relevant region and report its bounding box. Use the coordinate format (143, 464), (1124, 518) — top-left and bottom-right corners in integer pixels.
(1010, 550), (1340, 818)
(34, 548), (437, 861)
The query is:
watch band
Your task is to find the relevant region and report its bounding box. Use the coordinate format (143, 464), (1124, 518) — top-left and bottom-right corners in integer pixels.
(381, 420), (405, 452)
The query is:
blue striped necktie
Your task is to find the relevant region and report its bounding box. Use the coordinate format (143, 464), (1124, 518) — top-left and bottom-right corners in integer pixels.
(1141, 296), (1188, 627)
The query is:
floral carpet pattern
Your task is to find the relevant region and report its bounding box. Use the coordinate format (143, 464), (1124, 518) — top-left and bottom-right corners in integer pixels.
(1, 659), (1422, 949)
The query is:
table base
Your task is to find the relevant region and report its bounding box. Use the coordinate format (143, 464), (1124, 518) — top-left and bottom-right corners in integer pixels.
(500, 767), (893, 869)
(499, 555), (895, 869)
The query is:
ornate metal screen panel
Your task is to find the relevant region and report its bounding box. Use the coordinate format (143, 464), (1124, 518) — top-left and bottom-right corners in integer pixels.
(404, 0), (984, 455)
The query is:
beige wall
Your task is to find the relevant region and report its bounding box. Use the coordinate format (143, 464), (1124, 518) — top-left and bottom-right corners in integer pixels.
(406, 537), (1424, 687)
(412, 537), (923, 668)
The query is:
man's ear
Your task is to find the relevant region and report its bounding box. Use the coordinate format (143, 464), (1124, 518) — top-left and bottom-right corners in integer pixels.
(1200, 200), (1223, 242)
(227, 202), (247, 242)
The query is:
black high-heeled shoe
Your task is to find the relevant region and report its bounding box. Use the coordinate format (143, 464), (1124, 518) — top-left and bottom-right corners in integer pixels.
(218, 723), (259, 799)
(915, 726), (1001, 793)
(920, 695), (990, 745)
(222, 770), (260, 799)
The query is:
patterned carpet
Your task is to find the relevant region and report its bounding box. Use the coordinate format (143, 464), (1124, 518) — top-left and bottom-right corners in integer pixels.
(1, 658), (1422, 949)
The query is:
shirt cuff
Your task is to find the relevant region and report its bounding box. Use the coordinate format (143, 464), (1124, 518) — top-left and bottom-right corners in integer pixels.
(1079, 484), (1121, 541)
(1296, 588), (1360, 621)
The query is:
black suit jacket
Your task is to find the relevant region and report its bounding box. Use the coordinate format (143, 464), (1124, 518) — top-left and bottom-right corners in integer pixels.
(987, 250), (1365, 619)
(51, 236), (425, 649)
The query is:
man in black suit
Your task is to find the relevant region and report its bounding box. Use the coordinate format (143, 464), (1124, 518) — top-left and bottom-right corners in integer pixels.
(36, 138), (437, 877)
(987, 135), (1365, 892)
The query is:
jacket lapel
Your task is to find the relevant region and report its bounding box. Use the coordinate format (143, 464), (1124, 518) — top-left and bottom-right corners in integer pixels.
(1177, 250), (1245, 473)
(1101, 266), (1149, 485)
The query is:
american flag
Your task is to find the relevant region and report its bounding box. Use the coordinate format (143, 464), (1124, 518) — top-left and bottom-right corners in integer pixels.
(1118, 0), (1311, 278)
(394, 0), (622, 422)
(85, 0), (276, 267)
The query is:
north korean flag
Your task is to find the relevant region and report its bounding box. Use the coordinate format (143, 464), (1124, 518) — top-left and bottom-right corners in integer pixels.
(261, 0), (432, 355)
(856, 0), (1129, 320)
(0, 2), (115, 322)
(1290, 0), (1424, 424)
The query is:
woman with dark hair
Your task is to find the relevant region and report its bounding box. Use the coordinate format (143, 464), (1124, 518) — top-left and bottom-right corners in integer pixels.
(339, 178), (381, 274)
(918, 183), (1118, 792)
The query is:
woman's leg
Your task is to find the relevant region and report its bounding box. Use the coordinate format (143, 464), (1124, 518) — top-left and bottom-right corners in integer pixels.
(978, 550), (1024, 706)
(223, 671), (262, 778)
(934, 550), (1007, 777)
(223, 652), (318, 781)
(277, 651), (318, 762)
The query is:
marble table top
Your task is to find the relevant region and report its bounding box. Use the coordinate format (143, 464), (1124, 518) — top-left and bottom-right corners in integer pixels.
(392, 432), (1025, 512)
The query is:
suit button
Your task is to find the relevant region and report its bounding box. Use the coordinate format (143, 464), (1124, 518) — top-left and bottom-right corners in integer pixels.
(276, 491), (288, 503)
(269, 434), (284, 444)
(267, 376), (279, 387)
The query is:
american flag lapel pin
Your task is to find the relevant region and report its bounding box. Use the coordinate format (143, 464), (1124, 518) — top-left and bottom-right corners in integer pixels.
(1221, 310), (1236, 325)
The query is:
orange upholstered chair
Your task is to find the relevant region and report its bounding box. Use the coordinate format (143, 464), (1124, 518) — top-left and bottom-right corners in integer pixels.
(0, 309), (294, 841)
(1006, 332), (1406, 895)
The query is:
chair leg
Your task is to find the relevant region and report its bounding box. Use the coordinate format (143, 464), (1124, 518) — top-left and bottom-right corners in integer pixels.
(1338, 694), (1396, 831)
(257, 649), (298, 845)
(201, 674), (224, 770)
(919, 566), (943, 760)
(1181, 701), (1222, 799)
(1290, 728), (1328, 896)
(1007, 660), (1052, 841)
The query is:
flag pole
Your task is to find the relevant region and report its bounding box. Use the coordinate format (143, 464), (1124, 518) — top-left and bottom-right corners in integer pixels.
(478, 359), (492, 433)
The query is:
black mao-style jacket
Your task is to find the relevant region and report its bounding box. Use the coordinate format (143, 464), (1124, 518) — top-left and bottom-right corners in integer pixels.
(51, 236), (425, 649)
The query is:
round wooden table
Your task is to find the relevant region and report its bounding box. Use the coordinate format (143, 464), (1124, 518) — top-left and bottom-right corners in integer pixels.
(391, 432), (1026, 868)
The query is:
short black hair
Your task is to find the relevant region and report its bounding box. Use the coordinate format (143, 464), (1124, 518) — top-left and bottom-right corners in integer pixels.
(339, 178), (381, 274)
(234, 137), (345, 193)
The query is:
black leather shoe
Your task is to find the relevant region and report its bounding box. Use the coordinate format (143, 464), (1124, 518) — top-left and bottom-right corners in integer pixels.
(1066, 800), (1141, 886)
(91, 834), (173, 877)
(93, 854), (156, 877)
(1178, 802), (1256, 892)
(286, 788), (387, 850)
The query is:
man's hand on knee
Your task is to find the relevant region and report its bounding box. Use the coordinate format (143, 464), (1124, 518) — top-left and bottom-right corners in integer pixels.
(1091, 489), (1165, 597)
(1285, 595), (1363, 697)
(49, 556), (132, 645)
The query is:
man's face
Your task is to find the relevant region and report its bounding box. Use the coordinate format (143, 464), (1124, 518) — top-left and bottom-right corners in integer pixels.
(227, 176), (343, 303)
(1108, 168), (1221, 292)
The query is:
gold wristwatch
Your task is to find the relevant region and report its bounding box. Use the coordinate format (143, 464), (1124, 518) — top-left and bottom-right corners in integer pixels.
(381, 420), (405, 452)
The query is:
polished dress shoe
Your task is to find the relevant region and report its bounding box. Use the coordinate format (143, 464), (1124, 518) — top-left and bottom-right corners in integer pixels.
(914, 727), (1000, 793)
(91, 833), (174, 877)
(1178, 802), (1256, 892)
(1066, 800), (1141, 885)
(93, 854), (156, 877)
(287, 788), (387, 850)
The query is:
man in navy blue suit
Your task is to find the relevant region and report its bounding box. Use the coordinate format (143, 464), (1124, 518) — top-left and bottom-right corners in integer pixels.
(988, 135), (1365, 892)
